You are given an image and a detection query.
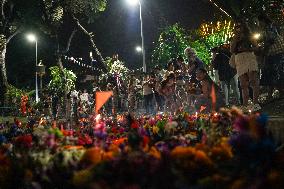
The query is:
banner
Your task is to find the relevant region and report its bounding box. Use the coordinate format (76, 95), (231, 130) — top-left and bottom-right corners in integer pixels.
(95, 91), (113, 114)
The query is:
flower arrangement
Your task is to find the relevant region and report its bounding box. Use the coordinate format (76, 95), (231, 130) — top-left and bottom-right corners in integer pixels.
(0, 108), (283, 189)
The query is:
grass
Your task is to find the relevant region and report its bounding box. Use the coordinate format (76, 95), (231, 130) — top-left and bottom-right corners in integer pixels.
(0, 116), (27, 124)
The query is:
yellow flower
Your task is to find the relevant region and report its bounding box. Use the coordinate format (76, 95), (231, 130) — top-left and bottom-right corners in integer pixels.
(152, 125), (159, 134)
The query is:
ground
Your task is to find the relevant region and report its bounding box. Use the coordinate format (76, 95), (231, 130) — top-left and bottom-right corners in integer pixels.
(0, 98), (283, 124)
(261, 98), (284, 117)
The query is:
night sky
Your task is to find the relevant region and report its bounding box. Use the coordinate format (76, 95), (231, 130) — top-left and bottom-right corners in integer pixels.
(6, 0), (221, 88)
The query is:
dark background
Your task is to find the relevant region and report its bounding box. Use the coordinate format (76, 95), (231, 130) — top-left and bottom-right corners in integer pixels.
(6, 0), (221, 88)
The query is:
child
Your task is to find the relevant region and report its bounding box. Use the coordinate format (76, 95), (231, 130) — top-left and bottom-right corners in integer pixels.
(194, 68), (225, 112)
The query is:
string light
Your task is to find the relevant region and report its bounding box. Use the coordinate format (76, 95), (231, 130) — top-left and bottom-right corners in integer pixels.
(199, 20), (234, 44)
(209, 0), (232, 18)
(63, 56), (104, 72)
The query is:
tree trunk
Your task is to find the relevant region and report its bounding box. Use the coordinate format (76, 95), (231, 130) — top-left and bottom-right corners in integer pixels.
(73, 17), (108, 72)
(55, 29), (77, 119)
(56, 55), (64, 70)
(0, 36), (7, 106)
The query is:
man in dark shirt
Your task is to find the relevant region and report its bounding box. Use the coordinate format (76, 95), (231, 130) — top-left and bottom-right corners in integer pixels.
(212, 46), (240, 106)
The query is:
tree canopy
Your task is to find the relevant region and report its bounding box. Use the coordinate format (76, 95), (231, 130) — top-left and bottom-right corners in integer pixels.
(209, 0), (284, 23)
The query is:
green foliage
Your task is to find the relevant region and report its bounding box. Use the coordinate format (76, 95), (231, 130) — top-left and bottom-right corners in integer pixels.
(152, 24), (215, 66)
(189, 40), (211, 67)
(100, 57), (130, 82)
(152, 24), (190, 67)
(66, 0), (107, 23)
(4, 85), (33, 109)
(48, 66), (76, 96)
(5, 85), (25, 104)
(152, 20), (236, 67)
(42, 0), (107, 26)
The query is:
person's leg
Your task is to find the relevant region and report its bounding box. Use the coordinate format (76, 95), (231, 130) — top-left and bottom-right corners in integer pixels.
(249, 71), (260, 104)
(239, 74), (249, 106)
(148, 93), (154, 114)
(145, 94), (153, 114)
(154, 92), (161, 111)
(144, 95), (148, 113)
(232, 75), (241, 104)
(221, 81), (229, 106)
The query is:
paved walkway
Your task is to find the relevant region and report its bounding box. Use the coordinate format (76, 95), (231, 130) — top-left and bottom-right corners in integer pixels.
(268, 116), (284, 146)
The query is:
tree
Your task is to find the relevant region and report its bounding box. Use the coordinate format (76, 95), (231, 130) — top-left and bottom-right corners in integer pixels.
(0, 0), (43, 106)
(39, 0), (108, 69)
(48, 66), (76, 96)
(152, 24), (190, 68)
(208, 0), (284, 23)
(152, 24), (213, 67)
(38, 0), (108, 117)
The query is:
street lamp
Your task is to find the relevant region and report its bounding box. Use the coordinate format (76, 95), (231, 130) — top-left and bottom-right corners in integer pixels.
(136, 46), (142, 52)
(126, 0), (146, 72)
(26, 33), (39, 103)
(253, 33), (261, 40)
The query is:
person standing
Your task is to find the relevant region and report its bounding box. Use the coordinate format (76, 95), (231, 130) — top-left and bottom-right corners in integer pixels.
(258, 14), (284, 102)
(128, 75), (136, 112)
(80, 89), (89, 113)
(143, 74), (154, 114)
(212, 46), (240, 106)
(160, 72), (176, 113)
(230, 21), (261, 111)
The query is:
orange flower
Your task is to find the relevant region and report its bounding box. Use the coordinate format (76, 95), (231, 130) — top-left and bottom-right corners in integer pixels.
(113, 137), (127, 146)
(81, 147), (102, 166)
(108, 144), (120, 154)
(194, 150), (213, 166)
(195, 143), (210, 153)
(63, 145), (84, 150)
(171, 146), (196, 159)
(102, 151), (114, 161)
(148, 146), (161, 159)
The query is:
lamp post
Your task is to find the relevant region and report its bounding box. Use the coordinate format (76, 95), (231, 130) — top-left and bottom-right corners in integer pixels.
(126, 0), (146, 72)
(37, 60), (45, 93)
(27, 34), (39, 103)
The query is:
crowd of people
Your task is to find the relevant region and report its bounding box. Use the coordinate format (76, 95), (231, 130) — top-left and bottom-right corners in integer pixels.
(42, 14), (283, 119)
(124, 15), (283, 115)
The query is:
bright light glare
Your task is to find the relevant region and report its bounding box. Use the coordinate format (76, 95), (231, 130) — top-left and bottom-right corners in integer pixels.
(26, 34), (37, 42)
(126, 0), (139, 6)
(253, 33), (261, 40)
(136, 46), (142, 52)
